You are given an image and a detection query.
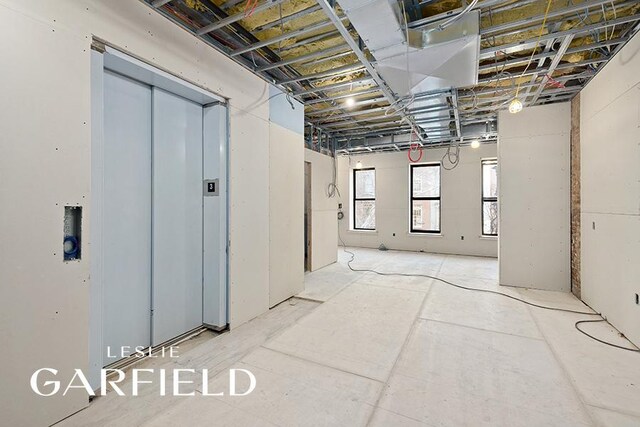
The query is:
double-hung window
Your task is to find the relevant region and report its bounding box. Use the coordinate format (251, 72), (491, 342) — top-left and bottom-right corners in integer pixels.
(411, 164), (440, 233)
(482, 159), (498, 236)
(353, 168), (376, 230)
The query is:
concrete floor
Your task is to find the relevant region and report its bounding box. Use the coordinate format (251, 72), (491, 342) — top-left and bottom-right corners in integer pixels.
(60, 249), (640, 427)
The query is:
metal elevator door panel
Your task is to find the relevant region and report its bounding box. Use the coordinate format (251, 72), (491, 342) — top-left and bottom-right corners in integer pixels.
(152, 88), (204, 345)
(102, 71), (152, 363)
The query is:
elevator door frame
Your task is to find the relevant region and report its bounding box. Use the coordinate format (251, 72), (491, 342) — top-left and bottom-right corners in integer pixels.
(89, 44), (229, 390)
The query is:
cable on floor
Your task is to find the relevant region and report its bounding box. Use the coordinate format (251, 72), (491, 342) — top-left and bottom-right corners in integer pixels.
(337, 230), (640, 353)
(340, 246), (596, 315)
(575, 319), (640, 353)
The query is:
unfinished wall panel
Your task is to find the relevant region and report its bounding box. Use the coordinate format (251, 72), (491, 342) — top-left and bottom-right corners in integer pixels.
(498, 103), (571, 292)
(580, 30), (640, 347)
(228, 108), (270, 326)
(0, 8), (91, 425)
(269, 124), (305, 307)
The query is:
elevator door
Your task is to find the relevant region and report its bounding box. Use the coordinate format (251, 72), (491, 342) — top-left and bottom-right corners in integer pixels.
(102, 71), (152, 362)
(151, 88), (204, 345)
(96, 58), (226, 375)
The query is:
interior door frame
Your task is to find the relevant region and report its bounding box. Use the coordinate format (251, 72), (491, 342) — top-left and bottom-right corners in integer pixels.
(89, 42), (229, 390)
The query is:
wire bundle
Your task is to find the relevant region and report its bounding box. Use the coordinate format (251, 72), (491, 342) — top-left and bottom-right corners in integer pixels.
(441, 140), (460, 170)
(327, 148), (340, 198)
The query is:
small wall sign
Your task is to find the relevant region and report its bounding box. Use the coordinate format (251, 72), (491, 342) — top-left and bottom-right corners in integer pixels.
(203, 179), (219, 196)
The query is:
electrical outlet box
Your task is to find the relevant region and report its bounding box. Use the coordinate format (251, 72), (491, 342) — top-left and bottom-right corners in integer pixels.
(63, 206), (82, 261)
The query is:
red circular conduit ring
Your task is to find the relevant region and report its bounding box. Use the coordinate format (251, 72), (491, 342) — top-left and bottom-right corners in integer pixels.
(408, 143), (423, 163)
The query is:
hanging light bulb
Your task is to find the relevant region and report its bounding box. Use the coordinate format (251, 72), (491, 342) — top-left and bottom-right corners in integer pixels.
(356, 161), (363, 169)
(509, 98), (523, 114)
(345, 82), (355, 107)
(470, 140), (480, 149)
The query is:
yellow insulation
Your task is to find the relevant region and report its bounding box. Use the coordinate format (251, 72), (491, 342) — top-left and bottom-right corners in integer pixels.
(179, 0), (638, 109)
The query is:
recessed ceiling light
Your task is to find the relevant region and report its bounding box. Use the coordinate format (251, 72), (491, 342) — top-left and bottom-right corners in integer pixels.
(345, 97), (356, 107)
(470, 140), (480, 149)
(509, 98), (523, 114)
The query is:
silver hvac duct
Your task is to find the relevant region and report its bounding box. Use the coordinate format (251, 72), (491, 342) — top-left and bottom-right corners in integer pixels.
(337, 0), (480, 136)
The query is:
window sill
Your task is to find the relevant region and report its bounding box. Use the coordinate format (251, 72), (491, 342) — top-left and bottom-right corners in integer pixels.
(407, 232), (443, 237)
(479, 235), (498, 240)
(348, 229), (378, 234)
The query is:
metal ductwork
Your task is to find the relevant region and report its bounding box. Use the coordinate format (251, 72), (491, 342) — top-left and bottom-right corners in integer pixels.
(336, 0), (480, 137)
(148, 0), (640, 151)
(337, 120), (497, 152)
(378, 14), (480, 94)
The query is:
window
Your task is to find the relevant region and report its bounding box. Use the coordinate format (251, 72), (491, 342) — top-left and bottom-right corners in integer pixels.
(353, 168), (376, 230)
(411, 164), (440, 233)
(482, 159), (498, 236)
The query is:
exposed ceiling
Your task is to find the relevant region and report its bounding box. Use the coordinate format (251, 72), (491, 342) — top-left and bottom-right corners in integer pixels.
(144, 0), (640, 153)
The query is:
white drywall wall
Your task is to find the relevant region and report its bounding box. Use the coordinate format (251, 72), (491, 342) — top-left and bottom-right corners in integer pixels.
(579, 31), (640, 347)
(498, 103), (571, 291)
(304, 149), (339, 271)
(229, 109), (270, 325)
(336, 145), (498, 257)
(270, 124), (304, 306)
(0, 0), (300, 424)
(0, 8), (92, 425)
